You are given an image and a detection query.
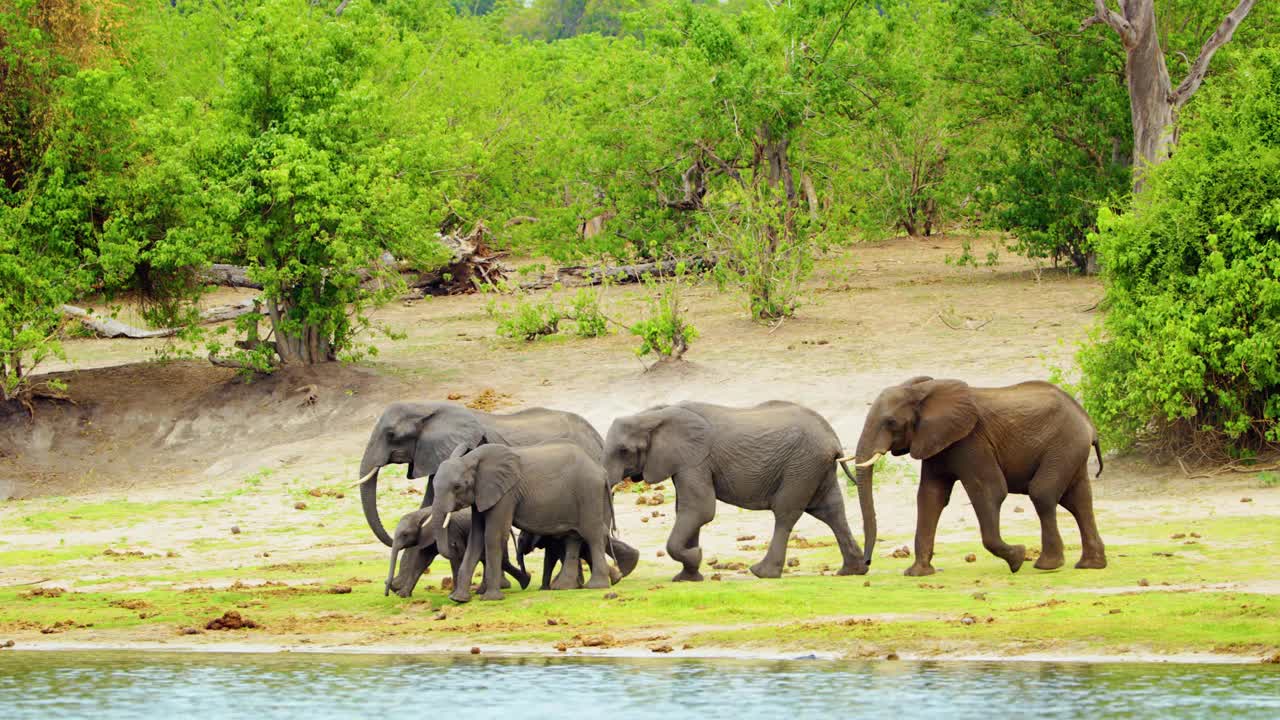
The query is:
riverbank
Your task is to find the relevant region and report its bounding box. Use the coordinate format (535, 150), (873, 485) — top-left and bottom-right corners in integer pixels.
(3, 236), (1278, 666)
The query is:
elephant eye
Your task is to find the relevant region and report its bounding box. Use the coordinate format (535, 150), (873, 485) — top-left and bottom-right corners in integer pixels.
(885, 417), (899, 429)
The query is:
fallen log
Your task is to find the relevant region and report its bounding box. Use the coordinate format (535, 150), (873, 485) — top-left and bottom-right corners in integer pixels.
(518, 254), (720, 291)
(62, 298), (259, 340)
(202, 264), (262, 289)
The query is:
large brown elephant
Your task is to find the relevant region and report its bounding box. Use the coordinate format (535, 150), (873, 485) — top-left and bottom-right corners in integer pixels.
(853, 377), (1106, 576)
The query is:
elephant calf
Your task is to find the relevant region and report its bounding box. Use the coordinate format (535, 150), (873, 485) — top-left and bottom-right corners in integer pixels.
(516, 530), (640, 590)
(853, 377), (1107, 576)
(385, 507), (529, 598)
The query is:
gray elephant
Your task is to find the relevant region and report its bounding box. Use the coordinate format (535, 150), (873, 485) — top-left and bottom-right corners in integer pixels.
(516, 530), (640, 590)
(356, 401), (604, 548)
(852, 377), (1106, 576)
(603, 401), (875, 582)
(385, 507), (530, 598)
(425, 442), (619, 603)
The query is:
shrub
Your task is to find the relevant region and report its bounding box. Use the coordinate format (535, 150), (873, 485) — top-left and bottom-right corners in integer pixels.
(708, 184), (812, 321)
(1078, 48), (1280, 458)
(630, 266), (698, 361)
(568, 287), (609, 338)
(490, 295), (563, 341)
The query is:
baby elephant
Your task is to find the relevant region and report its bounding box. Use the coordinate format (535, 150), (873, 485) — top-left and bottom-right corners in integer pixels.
(516, 531), (641, 590)
(424, 441), (620, 603)
(385, 507), (529, 598)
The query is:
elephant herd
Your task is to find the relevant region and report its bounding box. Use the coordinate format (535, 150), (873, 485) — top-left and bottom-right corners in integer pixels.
(357, 377), (1108, 603)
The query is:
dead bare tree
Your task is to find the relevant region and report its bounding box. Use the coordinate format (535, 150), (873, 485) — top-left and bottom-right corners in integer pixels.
(1081, 0), (1258, 191)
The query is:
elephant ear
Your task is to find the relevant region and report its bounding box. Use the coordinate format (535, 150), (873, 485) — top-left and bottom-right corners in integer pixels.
(910, 380), (978, 460)
(643, 406), (712, 483)
(474, 445), (522, 512)
(411, 405), (486, 481)
(901, 375), (934, 386)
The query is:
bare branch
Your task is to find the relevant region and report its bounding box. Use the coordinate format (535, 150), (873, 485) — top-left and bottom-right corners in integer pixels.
(1169, 0), (1257, 108)
(1080, 0), (1136, 47)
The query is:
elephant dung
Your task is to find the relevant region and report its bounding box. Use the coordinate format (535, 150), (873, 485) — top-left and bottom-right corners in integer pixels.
(650, 644), (674, 653)
(786, 557), (800, 567)
(889, 546), (911, 559)
(965, 553), (977, 563)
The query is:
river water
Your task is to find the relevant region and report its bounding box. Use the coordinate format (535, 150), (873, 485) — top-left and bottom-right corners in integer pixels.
(1, 651), (1277, 719)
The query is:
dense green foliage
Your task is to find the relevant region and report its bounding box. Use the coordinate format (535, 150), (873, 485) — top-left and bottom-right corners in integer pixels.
(1080, 48), (1280, 456)
(2, 0), (1277, 456)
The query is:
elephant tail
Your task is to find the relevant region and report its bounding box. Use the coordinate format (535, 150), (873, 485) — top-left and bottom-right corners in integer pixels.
(1092, 435), (1104, 478)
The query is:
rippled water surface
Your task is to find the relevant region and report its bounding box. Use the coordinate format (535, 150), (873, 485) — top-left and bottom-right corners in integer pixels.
(2, 651), (1278, 719)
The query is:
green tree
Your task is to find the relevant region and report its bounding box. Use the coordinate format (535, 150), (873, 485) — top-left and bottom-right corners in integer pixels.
(202, 0), (447, 368)
(1078, 47), (1280, 457)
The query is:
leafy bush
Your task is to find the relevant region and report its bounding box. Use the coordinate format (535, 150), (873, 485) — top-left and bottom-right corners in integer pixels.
(708, 184), (812, 321)
(489, 296), (563, 341)
(568, 287), (609, 338)
(1078, 48), (1280, 458)
(630, 266), (698, 361)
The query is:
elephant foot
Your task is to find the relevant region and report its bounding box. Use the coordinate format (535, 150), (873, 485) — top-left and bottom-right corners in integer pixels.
(585, 573), (611, 590)
(499, 577), (512, 590)
(904, 563), (937, 577)
(1033, 554), (1065, 571)
(749, 561), (783, 579)
(394, 587), (415, 599)
(448, 589), (472, 603)
(671, 569), (704, 582)
(1005, 545), (1027, 573)
(1075, 555), (1107, 569)
(837, 561), (868, 576)
(549, 575), (579, 591)
(514, 571), (532, 590)
(480, 589), (505, 601)
(608, 565), (622, 585)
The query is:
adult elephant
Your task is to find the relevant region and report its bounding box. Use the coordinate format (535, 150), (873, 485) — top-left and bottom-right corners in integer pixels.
(426, 442), (619, 602)
(853, 377), (1106, 576)
(603, 401), (875, 581)
(356, 401), (603, 547)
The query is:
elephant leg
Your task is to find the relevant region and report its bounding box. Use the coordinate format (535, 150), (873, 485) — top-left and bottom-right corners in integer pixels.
(550, 538), (583, 590)
(582, 535), (612, 590)
(666, 475), (715, 582)
(751, 508), (803, 579)
(540, 545), (557, 590)
(1028, 465), (1068, 571)
(806, 484), (867, 576)
(608, 538), (640, 578)
(905, 468), (954, 577)
(480, 506), (515, 601)
(502, 545), (530, 590)
(449, 514), (485, 603)
(962, 467), (1025, 573)
(1061, 472), (1107, 569)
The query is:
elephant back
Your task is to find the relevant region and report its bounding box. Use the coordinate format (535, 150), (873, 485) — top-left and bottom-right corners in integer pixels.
(488, 407), (604, 462)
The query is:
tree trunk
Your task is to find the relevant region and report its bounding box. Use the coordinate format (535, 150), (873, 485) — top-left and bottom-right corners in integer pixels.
(1122, 4), (1174, 191)
(1083, 0), (1258, 192)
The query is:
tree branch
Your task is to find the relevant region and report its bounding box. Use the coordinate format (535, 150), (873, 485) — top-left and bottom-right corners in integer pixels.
(1081, 0), (1136, 47)
(1169, 0), (1257, 108)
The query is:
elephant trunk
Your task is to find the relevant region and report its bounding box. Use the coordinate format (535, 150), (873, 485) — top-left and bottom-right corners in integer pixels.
(848, 429), (887, 565)
(426, 493), (452, 561)
(385, 540), (403, 596)
(359, 462), (394, 547)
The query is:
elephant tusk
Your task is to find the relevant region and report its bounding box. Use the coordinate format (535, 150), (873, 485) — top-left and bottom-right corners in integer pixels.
(418, 514), (433, 530)
(442, 512), (451, 529)
(350, 467), (379, 488)
(836, 453), (857, 463)
(854, 452), (884, 468)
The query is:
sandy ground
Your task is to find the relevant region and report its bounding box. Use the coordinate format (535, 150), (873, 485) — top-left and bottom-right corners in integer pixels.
(2, 234), (1278, 661)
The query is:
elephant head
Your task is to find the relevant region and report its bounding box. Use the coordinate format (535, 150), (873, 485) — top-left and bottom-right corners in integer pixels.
(853, 376), (978, 548)
(423, 444), (521, 561)
(602, 405), (711, 487)
(386, 508), (434, 597)
(357, 402), (496, 546)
